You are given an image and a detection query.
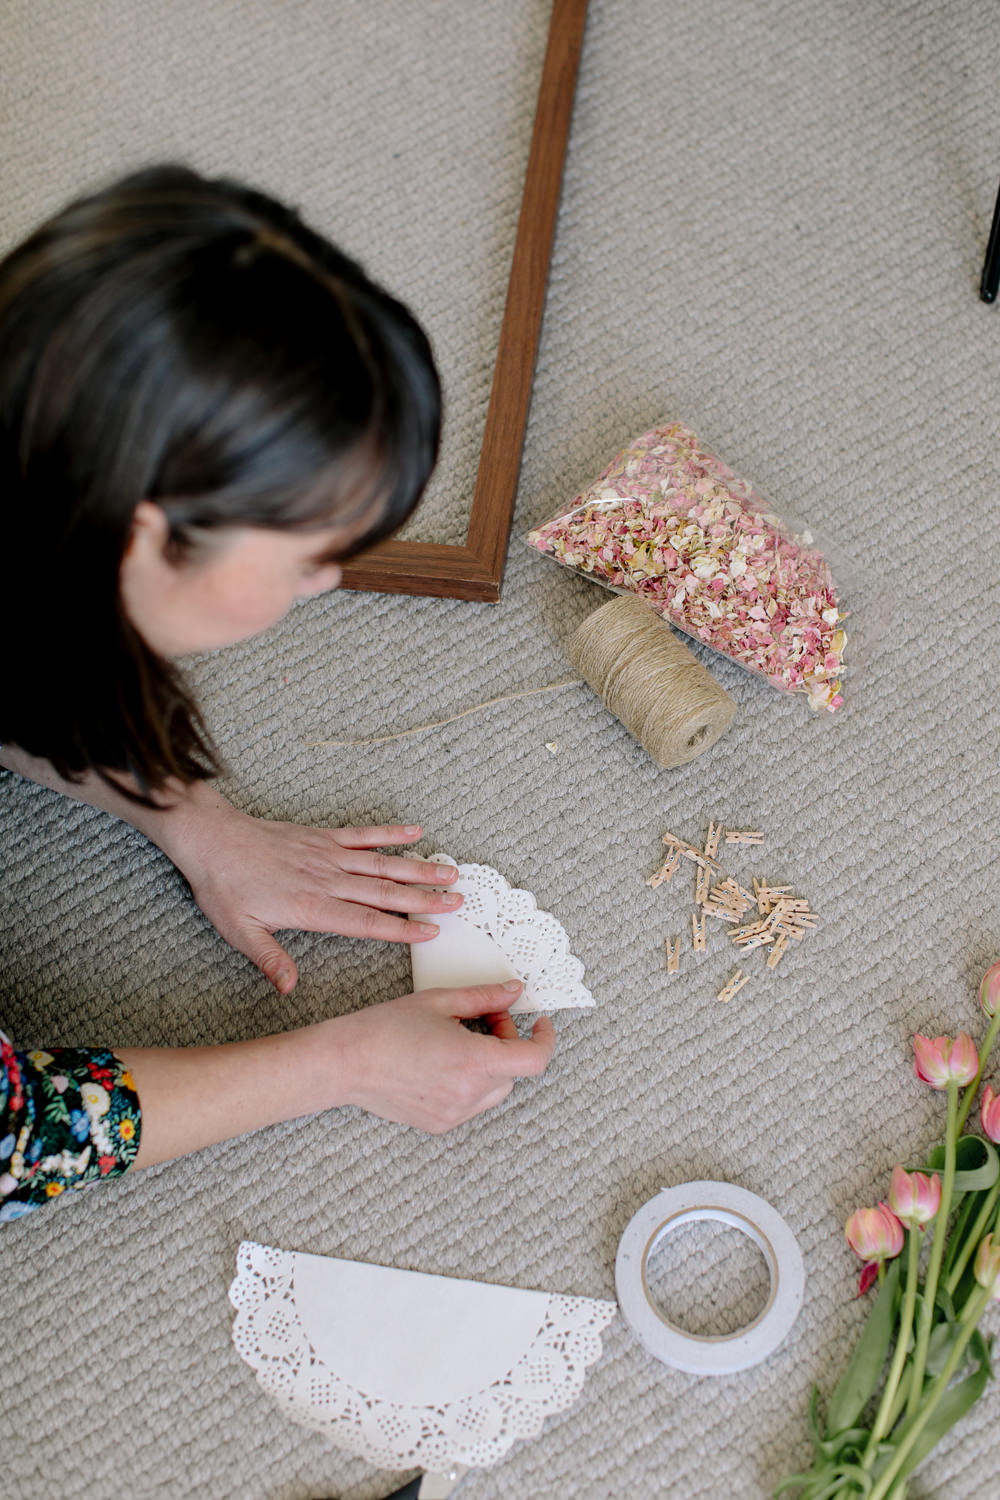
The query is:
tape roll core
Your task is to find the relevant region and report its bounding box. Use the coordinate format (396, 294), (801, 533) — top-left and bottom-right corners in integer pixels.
(615, 1182), (805, 1375)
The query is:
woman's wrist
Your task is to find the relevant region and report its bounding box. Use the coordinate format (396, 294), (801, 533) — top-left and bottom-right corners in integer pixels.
(0, 743), (237, 876)
(124, 777), (241, 872)
(118, 1017), (350, 1169)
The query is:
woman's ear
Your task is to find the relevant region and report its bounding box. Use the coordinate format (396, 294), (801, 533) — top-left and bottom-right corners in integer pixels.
(123, 500), (171, 561)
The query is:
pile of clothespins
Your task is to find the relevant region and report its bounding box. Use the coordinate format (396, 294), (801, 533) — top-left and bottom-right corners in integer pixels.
(648, 822), (820, 1002)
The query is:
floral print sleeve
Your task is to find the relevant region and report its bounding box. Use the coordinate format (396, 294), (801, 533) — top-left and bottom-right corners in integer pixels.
(0, 1030), (141, 1224)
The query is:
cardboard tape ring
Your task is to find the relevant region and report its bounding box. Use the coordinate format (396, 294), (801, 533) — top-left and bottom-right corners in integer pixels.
(615, 1181), (805, 1375)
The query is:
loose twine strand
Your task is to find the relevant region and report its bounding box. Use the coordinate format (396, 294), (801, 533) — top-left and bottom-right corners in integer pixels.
(304, 679), (581, 748)
(304, 597), (737, 766)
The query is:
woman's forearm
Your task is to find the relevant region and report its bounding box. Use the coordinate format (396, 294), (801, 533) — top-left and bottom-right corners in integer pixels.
(118, 982), (552, 1168)
(0, 984), (551, 1221)
(2, 744), (463, 993)
(0, 743), (229, 863)
(117, 1021), (344, 1168)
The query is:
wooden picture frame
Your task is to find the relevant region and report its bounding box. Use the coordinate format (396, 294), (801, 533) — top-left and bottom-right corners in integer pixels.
(339, 0), (589, 603)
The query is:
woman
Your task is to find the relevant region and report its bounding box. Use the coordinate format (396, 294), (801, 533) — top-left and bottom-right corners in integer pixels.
(0, 164), (554, 1221)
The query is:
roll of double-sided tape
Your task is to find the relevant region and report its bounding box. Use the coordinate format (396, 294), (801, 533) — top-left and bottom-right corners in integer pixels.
(615, 1181), (805, 1375)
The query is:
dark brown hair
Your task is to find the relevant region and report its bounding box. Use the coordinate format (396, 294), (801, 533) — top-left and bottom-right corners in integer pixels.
(0, 164), (441, 801)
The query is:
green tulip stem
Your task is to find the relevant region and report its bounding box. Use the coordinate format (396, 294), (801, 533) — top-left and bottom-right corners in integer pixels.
(941, 1192), (978, 1282)
(883, 1362), (913, 1436)
(906, 1080), (958, 1420)
(866, 1287), (991, 1500)
(862, 1229), (920, 1466)
(944, 1179), (1000, 1299)
(957, 1004), (1000, 1134)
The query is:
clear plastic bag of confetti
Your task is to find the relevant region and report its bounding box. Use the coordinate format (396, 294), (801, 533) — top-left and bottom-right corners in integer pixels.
(526, 420), (859, 713)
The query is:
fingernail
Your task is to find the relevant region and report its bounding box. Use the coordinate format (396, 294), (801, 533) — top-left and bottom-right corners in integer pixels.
(502, 980), (522, 993)
(442, 893), (463, 907)
(421, 924), (440, 937)
(435, 865), (457, 880)
(275, 967), (293, 990)
(404, 825), (421, 836)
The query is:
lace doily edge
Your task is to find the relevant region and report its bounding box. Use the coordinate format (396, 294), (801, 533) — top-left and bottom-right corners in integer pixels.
(427, 854), (597, 1011)
(228, 1247), (617, 1469)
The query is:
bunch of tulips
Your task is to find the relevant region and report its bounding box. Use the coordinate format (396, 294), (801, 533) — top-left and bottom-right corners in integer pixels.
(779, 962), (1000, 1499)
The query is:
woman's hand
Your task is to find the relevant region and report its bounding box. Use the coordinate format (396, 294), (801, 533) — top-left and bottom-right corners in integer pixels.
(119, 981), (557, 1166)
(0, 747), (464, 994)
(152, 785), (464, 992)
(328, 982), (558, 1133)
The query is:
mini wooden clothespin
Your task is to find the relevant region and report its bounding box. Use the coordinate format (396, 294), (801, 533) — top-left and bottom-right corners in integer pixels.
(646, 846), (681, 887)
(691, 912), (707, 951)
(725, 829), (765, 846)
(682, 846), (722, 873)
(665, 937), (681, 973)
(717, 970), (750, 1003)
(766, 933), (790, 969)
(695, 865), (712, 905)
(704, 820), (722, 860)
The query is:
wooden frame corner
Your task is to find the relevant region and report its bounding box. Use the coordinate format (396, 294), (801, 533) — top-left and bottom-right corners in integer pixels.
(339, 0), (589, 603)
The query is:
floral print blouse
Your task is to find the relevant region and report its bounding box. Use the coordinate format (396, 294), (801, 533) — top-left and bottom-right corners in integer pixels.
(0, 1030), (141, 1224)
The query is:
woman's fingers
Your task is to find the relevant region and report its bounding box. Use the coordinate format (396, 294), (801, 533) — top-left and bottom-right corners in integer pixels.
(423, 984), (557, 1078)
(305, 904), (443, 944)
(330, 824), (429, 851)
(318, 871), (462, 916)
(483, 1013), (557, 1076)
(429, 981), (523, 1018)
(242, 931), (299, 994)
(332, 845), (461, 890)
(483, 1010), (521, 1041)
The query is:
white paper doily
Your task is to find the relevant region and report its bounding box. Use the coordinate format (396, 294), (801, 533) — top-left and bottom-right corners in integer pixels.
(410, 855), (594, 1013)
(229, 1241), (616, 1471)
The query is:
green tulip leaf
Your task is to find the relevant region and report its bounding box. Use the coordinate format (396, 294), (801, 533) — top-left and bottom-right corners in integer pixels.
(809, 1389), (871, 1462)
(825, 1259), (901, 1437)
(807, 1384), (823, 1451)
(815, 1428), (870, 1464)
(950, 1261), (983, 1318)
(940, 1191), (983, 1280)
(891, 1330), (992, 1486)
(773, 1462), (837, 1497)
(924, 1317), (965, 1377)
(924, 1135), (999, 1192)
(775, 1464), (873, 1500)
(813, 1464), (873, 1499)
(932, 1285), (956, 1322)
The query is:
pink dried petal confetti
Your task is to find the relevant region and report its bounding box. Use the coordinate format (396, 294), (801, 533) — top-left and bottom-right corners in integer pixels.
(526, 421), (848, 711)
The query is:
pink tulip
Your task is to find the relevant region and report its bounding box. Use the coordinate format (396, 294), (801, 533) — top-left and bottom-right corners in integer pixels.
(888, 1165), (941, 1229)
(913, 1033), (979, 1089)
(981, 1085), (1000, 1143)
(845, 1203), (905, 1262)
(979, 962), (1000, 1019)
(973, 1234), (1000, 1299)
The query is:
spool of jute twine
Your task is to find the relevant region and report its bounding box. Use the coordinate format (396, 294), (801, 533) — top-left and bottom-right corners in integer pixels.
(566, 594), (736, 768)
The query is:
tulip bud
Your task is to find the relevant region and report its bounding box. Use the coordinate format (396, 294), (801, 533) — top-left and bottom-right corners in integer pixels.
(979, 961), (1000, 1019)
(981, 1084), (1000, 1143)
(888, 1164), (941, 1229)
(845, 1203), (905, 1262)
(973, 1233), (1000, 1299)
(913, 1033), (979, 1089)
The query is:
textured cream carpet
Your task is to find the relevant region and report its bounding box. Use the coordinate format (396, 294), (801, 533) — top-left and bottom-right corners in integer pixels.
(2, 2), (1000, 1497)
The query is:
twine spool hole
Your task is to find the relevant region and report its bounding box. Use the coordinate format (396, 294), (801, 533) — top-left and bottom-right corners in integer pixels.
(566, 595), (736, 769)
